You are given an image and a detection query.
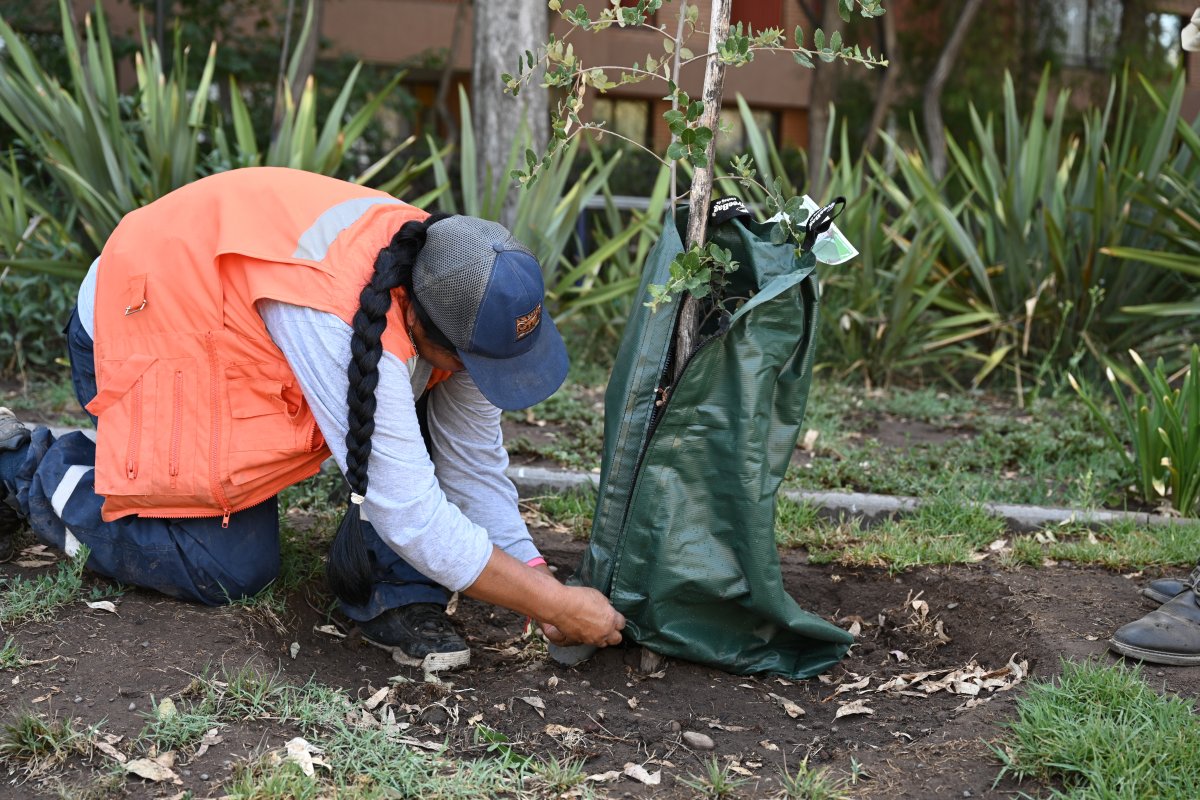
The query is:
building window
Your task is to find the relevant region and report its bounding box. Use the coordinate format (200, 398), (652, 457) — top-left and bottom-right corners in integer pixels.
(716, 106), (779, 154)
(1054, 0), (1124, 69)
(592, 97), (653, 147)
(732, 0), (783, 31)
(1147, 12), (1186, 69)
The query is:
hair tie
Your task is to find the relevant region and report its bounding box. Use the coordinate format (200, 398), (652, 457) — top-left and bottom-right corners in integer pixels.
(350, 492), (365, 505)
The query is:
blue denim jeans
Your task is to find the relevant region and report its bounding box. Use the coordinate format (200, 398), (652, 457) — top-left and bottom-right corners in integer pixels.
(10, 309), (446, 616)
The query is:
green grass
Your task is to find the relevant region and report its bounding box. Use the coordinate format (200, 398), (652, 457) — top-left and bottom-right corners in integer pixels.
(678, 756), (749, 798)
(173, 663), (561, 798)
(0, 637), (25, 669)
(995, 659), (1200, 798)
(136, 695), (220, 754)
(777, 757), (851, 800)
(522, 486), (596, 540)
(791, 382), (1130, 510)
(774, 497), (1200, 573)
(0, 548), (92, 624)
(3, 372), (92, 428)
(505, 379), (605, 471)
(0, 712), (94, 766)
(776, 495), (1006, 573)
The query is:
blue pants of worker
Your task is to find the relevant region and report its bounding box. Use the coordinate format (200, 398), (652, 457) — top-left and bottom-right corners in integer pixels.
(6, 310), (447, 619)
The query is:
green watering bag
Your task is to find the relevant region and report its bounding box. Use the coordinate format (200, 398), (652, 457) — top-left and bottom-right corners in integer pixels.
(574, 205), (853, 678)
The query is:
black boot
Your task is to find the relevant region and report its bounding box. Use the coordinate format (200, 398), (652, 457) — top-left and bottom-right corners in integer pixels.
(1141, 564), (1200, 606)
(0, 407), (31, 563)
(1110, 588), (1200, 666)
(359, 603), (470, 672)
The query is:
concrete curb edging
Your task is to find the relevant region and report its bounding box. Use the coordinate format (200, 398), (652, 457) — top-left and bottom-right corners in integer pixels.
(504, 465), (1188, 532)
(47, 427), (1188, 531)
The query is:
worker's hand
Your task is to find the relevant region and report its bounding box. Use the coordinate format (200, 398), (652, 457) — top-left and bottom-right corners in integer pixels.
(542, 585), (625, 648)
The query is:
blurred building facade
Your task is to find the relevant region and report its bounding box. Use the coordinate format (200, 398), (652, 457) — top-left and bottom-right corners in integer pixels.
(75, 0), (1200, 148)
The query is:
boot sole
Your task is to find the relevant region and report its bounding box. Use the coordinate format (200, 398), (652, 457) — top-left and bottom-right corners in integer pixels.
(1141, 588), (1178, 606)
(1108, 638), (1200, 666)
(366, 638), (471, 672)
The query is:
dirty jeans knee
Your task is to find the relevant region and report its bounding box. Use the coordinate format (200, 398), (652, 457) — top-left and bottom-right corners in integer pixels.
(21, 429), (282, 604)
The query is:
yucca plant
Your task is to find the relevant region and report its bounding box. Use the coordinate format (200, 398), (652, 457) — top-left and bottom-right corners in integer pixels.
(0, 0), (427, 264)
(430, 87), (657, 325)
(1070, 346), (1200, 516)
(890, 69), (1198, 389)
(0, 154), (86, 277)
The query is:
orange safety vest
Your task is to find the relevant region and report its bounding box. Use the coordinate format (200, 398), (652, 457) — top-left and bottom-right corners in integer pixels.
(86, 167), (450, 523)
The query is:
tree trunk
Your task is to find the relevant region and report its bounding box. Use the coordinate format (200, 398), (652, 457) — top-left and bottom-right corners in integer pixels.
(922, 0), (984, 181)
(673, 0), (732, 382)
(435, 0), (469, 154)
(805, 0), (846, 198)
(472, 0), (548, 228)
(861, 10), (900, 156)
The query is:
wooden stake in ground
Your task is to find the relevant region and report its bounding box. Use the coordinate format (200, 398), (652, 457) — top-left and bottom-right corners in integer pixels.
(674, 0), (733, 383)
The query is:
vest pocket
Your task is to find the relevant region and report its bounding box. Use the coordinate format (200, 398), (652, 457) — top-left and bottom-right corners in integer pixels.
(227, 375), (297, 452)
(92, 356), (202, 500)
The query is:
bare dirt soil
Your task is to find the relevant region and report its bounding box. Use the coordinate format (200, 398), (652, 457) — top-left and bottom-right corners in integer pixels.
(4, 523), (1195, 799)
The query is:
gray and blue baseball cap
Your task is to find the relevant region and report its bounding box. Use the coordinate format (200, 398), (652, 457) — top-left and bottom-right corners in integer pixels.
(413, 216), (568, 410)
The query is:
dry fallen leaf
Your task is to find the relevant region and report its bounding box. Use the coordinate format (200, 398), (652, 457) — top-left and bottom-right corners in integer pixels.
(15, 559), (57, 568)
(313, 624), (346, 639)
(890, 650), (909, 662)
(289, 642), (300, 659)
(284, 737), (326, 777)
(193, 728), (222, 759)
(85, 600), (118, 614)
(586, 770), (622, 783)
(157, 697), (177, 720)
(768, 692), (805, 718)
(126, 755), (182, 784)
(363, 686), (390, 711)
(623, 762), (661, 785)
(519, 696), (546, 718)
(834, 700), (875, 719)
(759, 740), (779, 751)
(833, 676), (870, 695)
(94, 740), (127, 763)
(545, 724), (583, 737)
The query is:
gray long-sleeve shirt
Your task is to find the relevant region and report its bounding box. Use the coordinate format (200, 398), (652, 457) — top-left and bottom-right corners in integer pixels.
(78, 260), (539, 592)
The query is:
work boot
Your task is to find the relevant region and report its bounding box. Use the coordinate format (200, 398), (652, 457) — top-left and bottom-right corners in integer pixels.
(1141, 564), (1200, 606)
(0, 407), (31, 562)
(1110, 589), (1200, 666)
(359, 603), (470, 672)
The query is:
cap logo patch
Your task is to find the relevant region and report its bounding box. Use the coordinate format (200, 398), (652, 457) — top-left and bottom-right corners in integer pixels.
(515, 303), (542, 340)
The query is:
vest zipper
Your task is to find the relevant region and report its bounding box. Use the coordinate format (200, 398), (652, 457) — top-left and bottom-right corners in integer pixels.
(169, 369), (183, 488)
(206, 333), (233, 527)
(126, 376), (143, 480)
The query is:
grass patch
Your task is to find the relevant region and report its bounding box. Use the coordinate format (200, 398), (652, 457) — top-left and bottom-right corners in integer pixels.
(1002, 519), (1200, 570)
(3, 373), (92, 428)
(775, 497), (1200, 573)
(521, 486), (596, 540)
(777, 496), (1006, 573)
(176, 664), (574, 797)
(995, 659), (1200, 798)
(0, 712), (94, 768)
(506, 380), (605, 471)
(777, 757), (851, 799)
(792, 383), (1130, 510)
(0, 636), (25, 669)
(678, 756), (749, 798)
(137, 696), (220, 754)
(0, 548), (93, 624)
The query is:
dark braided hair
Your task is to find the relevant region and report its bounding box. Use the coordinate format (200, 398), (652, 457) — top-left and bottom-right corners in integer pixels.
(326, 211), (454, 607)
